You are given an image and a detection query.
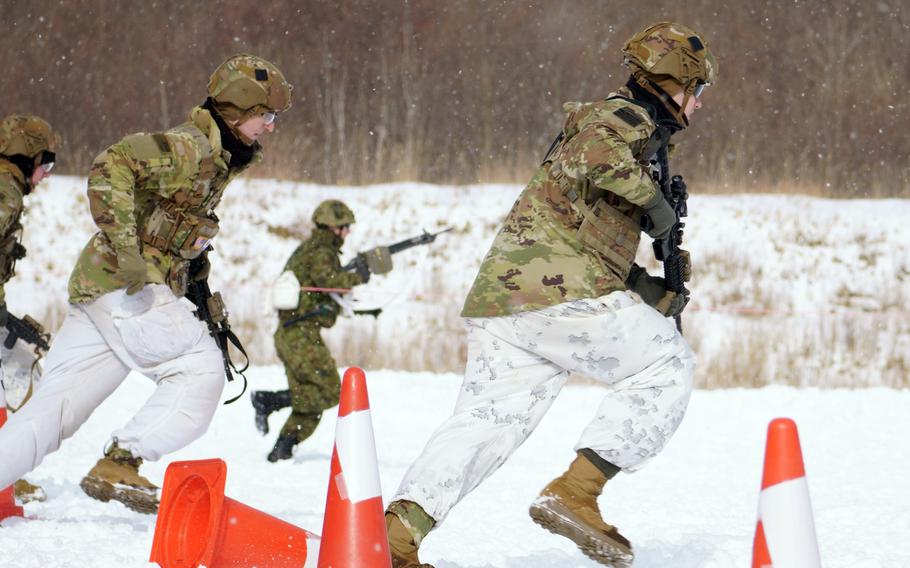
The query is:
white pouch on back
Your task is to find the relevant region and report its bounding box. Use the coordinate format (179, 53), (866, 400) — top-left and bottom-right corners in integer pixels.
(271, 270), (300, 310)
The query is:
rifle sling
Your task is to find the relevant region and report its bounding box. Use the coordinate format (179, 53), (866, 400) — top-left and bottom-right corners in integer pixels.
(220, 327), (249, 405)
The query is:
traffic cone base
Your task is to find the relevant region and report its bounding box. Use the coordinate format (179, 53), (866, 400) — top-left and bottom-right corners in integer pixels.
(150, 458), (320, 568)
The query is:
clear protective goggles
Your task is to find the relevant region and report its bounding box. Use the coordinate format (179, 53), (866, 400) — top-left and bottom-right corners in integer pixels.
(693, 81), (708, 99)
(261, 111), (278, 125)
(38, 150), (55, 173)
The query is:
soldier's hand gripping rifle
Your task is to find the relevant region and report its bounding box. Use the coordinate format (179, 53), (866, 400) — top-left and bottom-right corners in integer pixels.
(340, 227), (453, 282)
(185, 252), (250, 405)
(641, 126), (690, 333)
(4, 313), (51, 352)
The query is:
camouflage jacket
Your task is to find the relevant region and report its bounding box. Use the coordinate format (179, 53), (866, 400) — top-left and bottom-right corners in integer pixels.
(68, 106), (260, 303)
(0, 160), (27, 305)
(462, 88), (661, 317)
(277, 227), (363, 329)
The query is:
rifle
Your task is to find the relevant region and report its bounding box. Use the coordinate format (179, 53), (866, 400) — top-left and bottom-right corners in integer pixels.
(340, 227), (453, 281)
(281, 228), (452, 329)
(4, 313), (50, 352)
(642, 124), (689, 333)
(185, 255), (250, 405)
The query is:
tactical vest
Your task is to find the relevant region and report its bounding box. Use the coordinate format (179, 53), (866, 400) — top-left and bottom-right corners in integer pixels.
(0, 163), (26, 286)
(544, 100), (654, 282)
(136, 124), (226, 265)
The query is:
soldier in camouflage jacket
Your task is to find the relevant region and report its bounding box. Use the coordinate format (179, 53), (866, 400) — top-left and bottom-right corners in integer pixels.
(386, 23), (717, 568)
(252, 199), (367, 462)
(0, 54), (292, 515)
(0, 113), (59, 505)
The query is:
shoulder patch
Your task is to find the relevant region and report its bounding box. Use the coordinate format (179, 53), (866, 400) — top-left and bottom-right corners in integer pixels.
(613, 107), (643, 127)
(123, 133), (172, 161)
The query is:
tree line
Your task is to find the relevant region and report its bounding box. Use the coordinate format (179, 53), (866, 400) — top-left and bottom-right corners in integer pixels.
(3, 0), (907, 197)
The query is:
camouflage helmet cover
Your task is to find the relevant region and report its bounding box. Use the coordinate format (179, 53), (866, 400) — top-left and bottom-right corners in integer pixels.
(0, 114), (60, 159)
(208, 53), (293, 113)
(312, 199), (356, 226)
(623, 22), (717, 88)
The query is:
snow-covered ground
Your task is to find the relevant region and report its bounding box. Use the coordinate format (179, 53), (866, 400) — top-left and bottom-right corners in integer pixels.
(1, 367), (908, 567)
(8, 177), (910, 387)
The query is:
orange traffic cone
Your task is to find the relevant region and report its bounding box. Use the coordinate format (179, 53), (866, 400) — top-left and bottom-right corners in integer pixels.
(317, 367), (391, 567)
(150, 458), (320, 568)
(752, 418), (821, 568)
(0, 407), (25, 521)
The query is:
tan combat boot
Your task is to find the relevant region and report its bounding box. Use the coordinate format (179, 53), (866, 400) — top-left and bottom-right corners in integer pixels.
(13, 479), (46, 504)
(80, 442), (159, 514)
(386, 500), (436, 568)
(529, 451), (633, 567)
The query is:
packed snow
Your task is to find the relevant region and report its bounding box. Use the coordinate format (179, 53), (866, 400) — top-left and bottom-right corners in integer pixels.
(1, 367), (909, 567)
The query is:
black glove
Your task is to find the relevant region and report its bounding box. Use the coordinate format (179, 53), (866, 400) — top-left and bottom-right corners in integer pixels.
(354, 255), (371, 284)
(626, 265), (689, 318)
(0, 302), (7, 328)
(189, 252), (211, 282)
(114, 246), (147, 295)
(641, 192), (676, 241)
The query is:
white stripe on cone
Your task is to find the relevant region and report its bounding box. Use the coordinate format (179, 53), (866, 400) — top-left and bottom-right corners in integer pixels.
(759, 477), (822, 568)
(334, 409), (382, 504)
(303, 534), (321, 568)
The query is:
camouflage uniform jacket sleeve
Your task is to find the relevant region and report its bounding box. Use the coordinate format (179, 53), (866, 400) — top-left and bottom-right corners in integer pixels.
(558, 98), (658, 206)
(0, 166), (25, 305)
(85, 131), (205, 252)
(68, 118), (216, 303)
(278, 228), (362, 328)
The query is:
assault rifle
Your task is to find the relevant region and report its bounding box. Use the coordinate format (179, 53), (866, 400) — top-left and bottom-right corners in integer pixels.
(281, 228), (452, 328)
(185, 254), (249, 405)
(340, 227), (453, 281)
(4, 313), (50, 352)
(642, 124), (690, 333)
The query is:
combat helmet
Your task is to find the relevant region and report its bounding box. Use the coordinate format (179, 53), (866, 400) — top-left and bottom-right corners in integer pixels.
(0, 114), (60, 183)
(622, 22), (717, 125)
(208, 53), (293, 118)
(312, 200), (356, 227)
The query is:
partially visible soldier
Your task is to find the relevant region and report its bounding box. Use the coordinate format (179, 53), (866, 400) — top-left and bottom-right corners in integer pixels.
(0, 113), (60, 505)
(251, 199), (369, 462)
(0, 54), (292, 514)
(384, 22), (716, 568)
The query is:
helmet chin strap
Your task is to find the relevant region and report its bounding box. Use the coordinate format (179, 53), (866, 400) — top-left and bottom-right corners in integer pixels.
(631, 71), (689, 128)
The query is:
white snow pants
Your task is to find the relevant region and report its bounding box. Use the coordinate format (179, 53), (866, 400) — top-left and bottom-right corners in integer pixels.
(393, 291), (696, 523)
(0, 285), (225, 489)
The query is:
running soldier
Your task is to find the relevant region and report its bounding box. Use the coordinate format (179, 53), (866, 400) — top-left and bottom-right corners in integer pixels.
(384, 22), (716, 567)
(252, 200), (369, 462)
(0, 113), (59, 504)
(0, 54), (292, 514)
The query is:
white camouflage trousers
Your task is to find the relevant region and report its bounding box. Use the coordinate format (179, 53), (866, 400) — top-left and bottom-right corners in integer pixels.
(0, 285), (225, 489)
(393, 290), (696, 523)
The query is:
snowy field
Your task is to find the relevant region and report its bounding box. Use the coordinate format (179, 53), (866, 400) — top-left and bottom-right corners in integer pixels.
(2, 367), (909, 567)
(7, 177), (910, 387)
